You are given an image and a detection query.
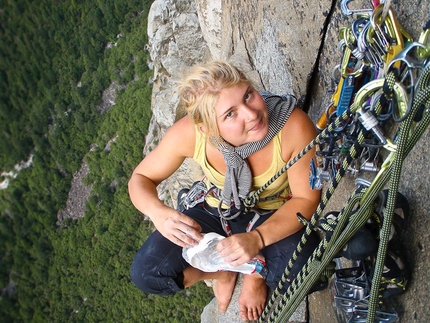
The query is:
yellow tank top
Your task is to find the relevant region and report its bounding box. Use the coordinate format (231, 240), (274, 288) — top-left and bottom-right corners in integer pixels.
(193, 127), (291, 210)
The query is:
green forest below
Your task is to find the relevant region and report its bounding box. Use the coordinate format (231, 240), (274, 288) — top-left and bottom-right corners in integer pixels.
(0, 0), (213, 322)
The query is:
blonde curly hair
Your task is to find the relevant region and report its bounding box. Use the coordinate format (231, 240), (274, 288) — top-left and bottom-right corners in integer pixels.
(178, 60), (251, 144)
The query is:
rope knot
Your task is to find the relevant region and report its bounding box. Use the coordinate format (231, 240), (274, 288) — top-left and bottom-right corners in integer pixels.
(244, 191), (259, 210)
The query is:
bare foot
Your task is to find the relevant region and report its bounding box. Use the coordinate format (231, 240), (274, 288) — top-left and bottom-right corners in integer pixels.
(214, 271), (238, 313)
(238, 274), (267, 322)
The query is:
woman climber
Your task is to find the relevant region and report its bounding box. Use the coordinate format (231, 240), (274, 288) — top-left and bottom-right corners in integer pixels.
(128, 60), (321, 322)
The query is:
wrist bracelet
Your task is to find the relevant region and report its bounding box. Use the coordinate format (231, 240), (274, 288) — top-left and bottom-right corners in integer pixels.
(254, 228), (265, 248)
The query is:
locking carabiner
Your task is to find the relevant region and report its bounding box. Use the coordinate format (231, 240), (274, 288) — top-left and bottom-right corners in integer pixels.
(351, 77), (408, 122)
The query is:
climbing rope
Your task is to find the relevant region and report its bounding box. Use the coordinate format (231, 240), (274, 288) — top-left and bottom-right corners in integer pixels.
(366, 61), (430, 323)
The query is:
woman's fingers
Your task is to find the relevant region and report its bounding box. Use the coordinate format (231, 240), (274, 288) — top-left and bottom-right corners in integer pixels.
(177, 215), (203, 243)
(163, 212), (203, 247)
(216, 233), (259, 265)
(171, 231), (193, 247)
(172, 227), (200, 247)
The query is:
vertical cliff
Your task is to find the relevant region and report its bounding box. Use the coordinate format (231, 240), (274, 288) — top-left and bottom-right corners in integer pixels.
(145, 0), (430, 322)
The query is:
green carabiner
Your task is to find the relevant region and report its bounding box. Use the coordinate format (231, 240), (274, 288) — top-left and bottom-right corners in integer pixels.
(339, 27), (365, 77)
(351, 77), (408, 121)
(417, 22), (430, 59)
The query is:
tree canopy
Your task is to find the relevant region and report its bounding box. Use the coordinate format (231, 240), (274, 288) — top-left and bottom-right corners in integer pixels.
(0, 1), (213, 322)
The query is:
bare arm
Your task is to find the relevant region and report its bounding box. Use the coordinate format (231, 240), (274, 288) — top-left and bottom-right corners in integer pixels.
(218, 109), (320, 265)
(253, 108), (320, 245)
(128, 116), (204, 246)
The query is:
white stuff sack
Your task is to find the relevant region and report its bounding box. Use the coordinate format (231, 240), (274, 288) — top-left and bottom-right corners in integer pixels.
(182, 232), (264, 274)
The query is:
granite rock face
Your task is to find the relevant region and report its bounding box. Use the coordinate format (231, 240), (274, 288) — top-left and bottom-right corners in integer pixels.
(145, 0), (430, 322)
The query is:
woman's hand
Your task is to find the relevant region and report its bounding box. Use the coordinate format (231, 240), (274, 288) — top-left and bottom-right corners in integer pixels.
(152, 207), (203, 247)
(216, 231), (264, 266)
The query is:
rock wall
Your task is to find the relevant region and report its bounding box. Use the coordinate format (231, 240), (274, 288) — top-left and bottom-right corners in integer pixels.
(144, 0), (210, 207)
(144, 0), (430, 321)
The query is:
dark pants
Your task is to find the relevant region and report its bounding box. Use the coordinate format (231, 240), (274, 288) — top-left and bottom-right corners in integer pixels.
(130, 204), (320, 295)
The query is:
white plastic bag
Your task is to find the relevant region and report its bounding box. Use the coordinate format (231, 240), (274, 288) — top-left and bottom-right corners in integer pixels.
(182, 232), (265, 274)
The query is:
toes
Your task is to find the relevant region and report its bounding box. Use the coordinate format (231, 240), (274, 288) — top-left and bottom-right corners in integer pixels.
(249, 308), (259, 321)
(240, 314), (248, 322)
(252, 309), (261, 320)
(219, 305), (227, 313)
(240, 307), (261, 321)
(240, 308), (248, 322)
(239, 309), (254, 322)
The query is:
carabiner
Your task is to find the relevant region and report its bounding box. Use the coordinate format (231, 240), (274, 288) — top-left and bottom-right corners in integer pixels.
(339, 30), (366, 77)
(417, 20), (430, 59)
(340, 0), (373, 16)
(372, 5), (414, 69)
(351, 78), (408, 121)
(371, 5), (402, 66)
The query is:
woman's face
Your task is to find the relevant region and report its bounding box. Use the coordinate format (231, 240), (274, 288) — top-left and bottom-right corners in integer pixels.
(213, 82), (268, 147)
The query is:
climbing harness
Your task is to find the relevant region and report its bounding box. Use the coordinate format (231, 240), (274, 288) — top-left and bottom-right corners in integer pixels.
(177, 180), (208, 213)
(176, 178), (276, 236)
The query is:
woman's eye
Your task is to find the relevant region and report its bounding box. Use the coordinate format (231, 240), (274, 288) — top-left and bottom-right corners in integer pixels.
(226, 111), (234, 119)
(245, 92), (251, 101)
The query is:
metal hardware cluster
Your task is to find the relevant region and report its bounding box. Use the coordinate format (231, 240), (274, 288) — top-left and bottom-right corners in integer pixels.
(330, 259), (398, 323)
(255, 1), (430, 323)
(310, 1), (429, 192)
(303, 1), (430, 323)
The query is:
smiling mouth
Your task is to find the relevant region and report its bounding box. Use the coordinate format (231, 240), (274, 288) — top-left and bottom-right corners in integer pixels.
(250, 119), (263, 132)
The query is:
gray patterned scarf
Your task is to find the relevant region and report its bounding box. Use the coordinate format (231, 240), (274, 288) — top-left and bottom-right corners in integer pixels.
(213, 91), (296, 209)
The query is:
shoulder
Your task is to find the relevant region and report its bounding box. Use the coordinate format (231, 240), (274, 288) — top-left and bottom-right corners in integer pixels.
(281, 108), (317, 157)
(162, 114), (196, 158)
(169, 114), (195, 134)
(283, 108), (316, 138)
